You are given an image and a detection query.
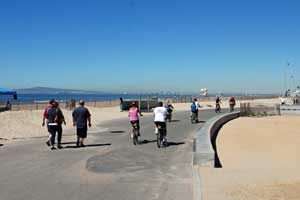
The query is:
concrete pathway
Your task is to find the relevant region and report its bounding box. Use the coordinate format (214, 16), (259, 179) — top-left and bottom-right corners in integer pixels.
(0, 110), (217, 200)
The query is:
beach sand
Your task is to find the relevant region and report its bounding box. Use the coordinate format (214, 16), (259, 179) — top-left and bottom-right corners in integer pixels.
(0, 106), (132, 141)
(199, 116), (300, 200)
(0, 98), (280, 142)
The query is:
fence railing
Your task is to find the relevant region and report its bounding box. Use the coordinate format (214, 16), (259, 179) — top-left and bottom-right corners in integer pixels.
(0, 95), (279, 112)
(240, 102), (280, 116)
(0, 100), (120, 111)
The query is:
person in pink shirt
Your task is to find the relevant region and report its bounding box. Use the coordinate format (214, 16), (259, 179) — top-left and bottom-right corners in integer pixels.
(128, 102), (143, 137)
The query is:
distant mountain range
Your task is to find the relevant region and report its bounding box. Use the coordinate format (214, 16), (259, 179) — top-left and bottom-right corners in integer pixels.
(15, 87), (103, 94)
(14, 87), (280, 96)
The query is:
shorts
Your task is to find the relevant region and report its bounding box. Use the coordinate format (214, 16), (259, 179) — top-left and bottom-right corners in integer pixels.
(154, 121), (166, 128)
(77, 126), (87, 138)
(154, 121), (167, 136)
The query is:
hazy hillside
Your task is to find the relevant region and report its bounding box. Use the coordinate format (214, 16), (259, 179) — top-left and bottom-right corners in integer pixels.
(15, 87), (102, 94)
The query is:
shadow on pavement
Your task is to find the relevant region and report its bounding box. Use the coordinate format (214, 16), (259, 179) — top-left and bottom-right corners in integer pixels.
(139, 139), (157, 144)
(64, 143), (111, 149)
(167, 142), (185, 146)
(109, 131), (126, 134)
(61, 142), (77, 145)
(170, 120), (181, 122)
(191, 120), (206, 124)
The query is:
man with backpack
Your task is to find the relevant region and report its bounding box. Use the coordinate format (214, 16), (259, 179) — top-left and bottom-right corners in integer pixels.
(46, 101), (66, 150)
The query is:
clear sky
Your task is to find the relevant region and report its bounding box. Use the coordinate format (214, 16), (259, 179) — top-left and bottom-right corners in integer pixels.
(1, 0), (299, 94)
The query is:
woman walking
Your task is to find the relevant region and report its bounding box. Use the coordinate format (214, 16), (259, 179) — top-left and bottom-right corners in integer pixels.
(46, 101), (66, 150)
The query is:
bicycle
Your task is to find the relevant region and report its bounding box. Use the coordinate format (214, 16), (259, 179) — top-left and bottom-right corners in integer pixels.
(215, 103), (221, 113)
(132, 122), (139, 145)
(156, 124), (167, 148)
(229, 103), (235, 112)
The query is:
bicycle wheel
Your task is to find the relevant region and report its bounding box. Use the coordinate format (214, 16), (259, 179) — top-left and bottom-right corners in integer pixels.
(133, 129), (138, 145)
(157, 131), (161, 148)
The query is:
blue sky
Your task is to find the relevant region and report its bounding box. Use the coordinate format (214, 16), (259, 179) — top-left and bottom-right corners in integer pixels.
(1, 0), (299, 94)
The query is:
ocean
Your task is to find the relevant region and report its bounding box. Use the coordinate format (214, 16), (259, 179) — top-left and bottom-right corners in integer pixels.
(0, 93), (194, 104)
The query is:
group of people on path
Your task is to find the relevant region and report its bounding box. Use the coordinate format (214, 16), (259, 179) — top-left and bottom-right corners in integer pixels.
(43, 96), (236, 150)
(128, 101), (172, 142)
(190, 96), (236, 122)
(42, 99), (91, 150)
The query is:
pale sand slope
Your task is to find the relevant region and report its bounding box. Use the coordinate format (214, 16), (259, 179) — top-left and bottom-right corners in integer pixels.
(0, 98), (279, 141)
(199, 116), (300, 200)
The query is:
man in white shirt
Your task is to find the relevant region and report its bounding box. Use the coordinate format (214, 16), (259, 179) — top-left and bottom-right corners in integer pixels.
(194, 98), (200, 109)
(153, 102), (168, 141)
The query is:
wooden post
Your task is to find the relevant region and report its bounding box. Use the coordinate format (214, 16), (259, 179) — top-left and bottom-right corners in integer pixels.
(139, 96), (141, 110)
(240, 103), (245, 116)
(147, 96), (150, 112)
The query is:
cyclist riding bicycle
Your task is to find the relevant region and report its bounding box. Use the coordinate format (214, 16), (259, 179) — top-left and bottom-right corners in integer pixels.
(153, 101), (168, 142)
(229, 96), (236, 112)
(215, 96), (222, 113)
(164, 100), (174, 122)
(128, 102), (143, 138)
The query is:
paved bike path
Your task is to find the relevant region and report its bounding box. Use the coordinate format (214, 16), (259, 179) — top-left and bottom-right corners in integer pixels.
(0, 109), (216, 200)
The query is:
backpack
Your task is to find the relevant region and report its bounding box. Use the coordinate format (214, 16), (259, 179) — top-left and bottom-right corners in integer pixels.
(191, 103), (197, 112)
(54, 109), (64, 124)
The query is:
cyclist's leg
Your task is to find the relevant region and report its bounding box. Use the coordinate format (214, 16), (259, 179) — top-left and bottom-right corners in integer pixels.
(154, 122), (159, 134)
(160, 122), (167, 141)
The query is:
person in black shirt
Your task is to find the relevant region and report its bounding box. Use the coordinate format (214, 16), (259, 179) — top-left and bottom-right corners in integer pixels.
(72, 100), (91, 147)
(120, 97), (124, 112)
(215, 97), (222, 113)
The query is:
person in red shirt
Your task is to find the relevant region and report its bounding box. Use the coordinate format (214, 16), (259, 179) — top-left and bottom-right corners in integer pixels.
(229, 96), (236, 112)
(42, 99), (55, 146)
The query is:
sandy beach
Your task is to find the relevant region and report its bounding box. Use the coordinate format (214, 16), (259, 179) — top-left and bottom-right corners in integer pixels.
(199, 116), (300, 200)
(0, 98), (280, 142)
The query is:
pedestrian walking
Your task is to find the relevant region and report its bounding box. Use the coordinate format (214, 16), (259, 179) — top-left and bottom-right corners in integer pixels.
(42, 99), (55, 146)
(46, 101), (66, 150)
(5, 100), (11, 110)
(120, 97), (124, 112)
(72, 100), (91, 147)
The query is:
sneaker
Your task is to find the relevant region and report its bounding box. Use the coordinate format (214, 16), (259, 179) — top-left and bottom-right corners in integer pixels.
(51, 146), (56, 150)
(163, 138), (168, 146)
(80, 143), (85, 147)
(46, 141), (50, 146)
(57, 145), (63, 149)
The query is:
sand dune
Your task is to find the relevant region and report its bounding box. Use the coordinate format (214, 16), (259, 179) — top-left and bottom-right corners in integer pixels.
(199, 116), (300, 200)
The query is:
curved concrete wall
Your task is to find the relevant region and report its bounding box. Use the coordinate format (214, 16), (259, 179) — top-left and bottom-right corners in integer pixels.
(193, 111), (240, 167)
